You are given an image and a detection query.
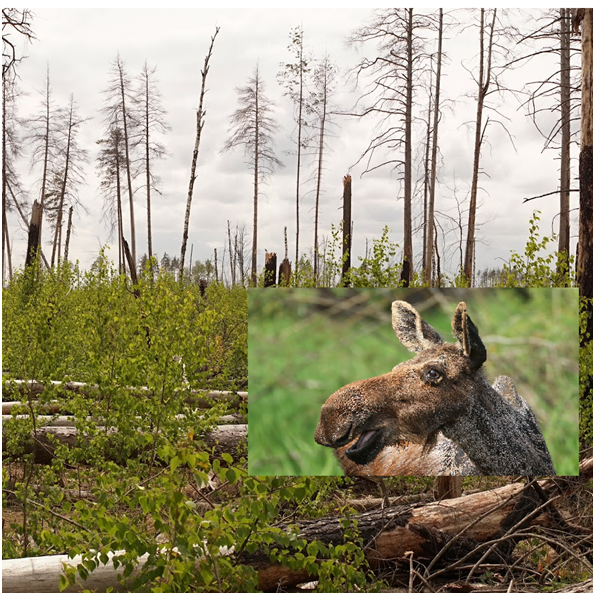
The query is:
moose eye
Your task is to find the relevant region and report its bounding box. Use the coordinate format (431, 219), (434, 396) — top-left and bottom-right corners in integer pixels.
(424, 368), (443, 382)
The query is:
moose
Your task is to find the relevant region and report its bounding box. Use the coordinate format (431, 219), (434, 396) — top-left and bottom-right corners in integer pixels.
(314, 300), (556, 476)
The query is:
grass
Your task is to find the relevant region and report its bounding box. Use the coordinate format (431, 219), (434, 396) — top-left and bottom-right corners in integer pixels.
(247, 288), (579, 476)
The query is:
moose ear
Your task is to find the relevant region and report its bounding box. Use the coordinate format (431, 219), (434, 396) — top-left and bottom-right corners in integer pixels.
(451, 302), (487, 370)
(392, 301), (444, 353)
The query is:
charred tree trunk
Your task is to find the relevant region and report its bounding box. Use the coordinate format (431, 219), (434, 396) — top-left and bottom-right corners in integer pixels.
(341, 174), (352, 287)
(264, 251), (277, 287)
(25, 200), (42, 268)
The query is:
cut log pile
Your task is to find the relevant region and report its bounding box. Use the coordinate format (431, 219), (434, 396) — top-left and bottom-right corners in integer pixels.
(2, 379), (248, 464)
(2, 457), (592, 593)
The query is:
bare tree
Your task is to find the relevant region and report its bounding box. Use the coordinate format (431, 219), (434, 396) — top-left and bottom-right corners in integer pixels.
(348, 9), (430, 286)
(513, 10), (582, 276)
(180, 27), (219, 276)
(2, 73), (26, 281)
(424, 8), (444, 285)
(46, 95), (88, 267)
(97, 121), (126, 273)
(278, 26), (312, 270)
(2, 8), (35, 80)
(309, 53), (338, 283)
(463, 8), (498, 284)
(26, 66), (61, 257)
(222, 64), (283, 285)
(134, 61), (169, 268)
(102, 54), (138, 266)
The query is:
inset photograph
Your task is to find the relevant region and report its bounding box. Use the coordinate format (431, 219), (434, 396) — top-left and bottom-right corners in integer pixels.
(248, 288), (579, 476)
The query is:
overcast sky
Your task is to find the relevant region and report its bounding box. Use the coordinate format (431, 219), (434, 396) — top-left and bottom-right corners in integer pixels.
(6, 6), (578, 280)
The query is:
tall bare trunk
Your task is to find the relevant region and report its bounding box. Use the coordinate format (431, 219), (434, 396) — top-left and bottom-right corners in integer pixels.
(313, 71), (327, 284)
(464, 9), (496, 284)
(424, 9), (443, 286)
(252, 87), (259, 286)
(51, 102), (73, 267)
(341, 174), (352, 287)
(118, 62), (136, 269)
(295, 38), (304, 272)
(144, 72), (153, 266)
(401, 8), (414, 287)
(180, 28), (219, 276)
(64, 206), (73, 262)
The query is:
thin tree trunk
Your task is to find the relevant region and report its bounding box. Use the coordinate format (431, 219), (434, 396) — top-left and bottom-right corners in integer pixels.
(424, 8), (443, 286)
(115, 128), (124, 276)
(464, 8), (496, 284)
(401, 8), (414, 287)
(422, 66), (432, 281)
(2, 209), (12, 282)
(214, 247), (218, 283)
(116, 60), (137, 269)
(143, 72), (153, 267)
(252, 78), (260, 286)
(313, 68), (327, 284)
(227, 220), (236, 286)
(64, 206), (73, 262)
(51, 101), (74, 268)
(295, 33), (304, 274)
(37, 68), (52, 256)
(558, 7), (571, 276)
(341, 174), (352, 287)
(180, 28), (219, 276)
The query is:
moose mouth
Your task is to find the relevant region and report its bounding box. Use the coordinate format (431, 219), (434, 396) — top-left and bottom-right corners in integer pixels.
(345, 428), (384, 465)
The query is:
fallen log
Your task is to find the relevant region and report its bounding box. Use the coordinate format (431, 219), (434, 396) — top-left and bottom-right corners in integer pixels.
(2, 424), (247, 464)
(2, 413), (246, 426)
(2, 458), (591, 593)
(2, 380), (248, 409)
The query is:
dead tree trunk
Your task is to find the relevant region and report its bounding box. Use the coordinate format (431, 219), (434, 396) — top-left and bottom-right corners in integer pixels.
(25, 200), (43, 268)
(63, 206), (73, 262)
(264, 251), (277, 287)
(424, 8), (443, 286)
(341, 174), (352, 287)
(180, 28), (219, 276)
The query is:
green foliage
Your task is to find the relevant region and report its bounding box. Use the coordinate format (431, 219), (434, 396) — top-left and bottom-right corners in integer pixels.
(578, 298), (593, 447)
(499, 212), (575, 288)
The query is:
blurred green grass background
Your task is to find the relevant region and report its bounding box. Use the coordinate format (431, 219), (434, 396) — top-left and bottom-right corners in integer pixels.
(248, 288), (579, 476)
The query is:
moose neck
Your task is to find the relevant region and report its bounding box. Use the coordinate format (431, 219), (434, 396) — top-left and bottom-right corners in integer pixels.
(441, 381), (555, 475)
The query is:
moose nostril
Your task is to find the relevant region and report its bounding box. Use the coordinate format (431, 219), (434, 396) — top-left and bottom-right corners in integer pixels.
(334, 424), (352, 447)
